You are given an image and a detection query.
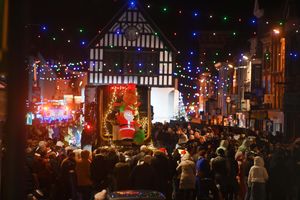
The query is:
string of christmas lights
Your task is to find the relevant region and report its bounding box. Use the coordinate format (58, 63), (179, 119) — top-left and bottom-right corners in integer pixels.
(26, 0), (300, 105)
(30, 60), (87, 81)
(103, 87), (118, 137)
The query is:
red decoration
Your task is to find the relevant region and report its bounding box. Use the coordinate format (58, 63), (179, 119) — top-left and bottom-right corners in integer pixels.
(117, 109), (136, 139)
(114, 84), (143, 140)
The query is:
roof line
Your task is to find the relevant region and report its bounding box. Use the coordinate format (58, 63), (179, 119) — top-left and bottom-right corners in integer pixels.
(88, 1), (177, 53)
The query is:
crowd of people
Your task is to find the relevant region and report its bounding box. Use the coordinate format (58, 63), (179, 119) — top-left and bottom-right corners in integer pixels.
(22, 121), (300, 200)
(28, 120), (84, 147)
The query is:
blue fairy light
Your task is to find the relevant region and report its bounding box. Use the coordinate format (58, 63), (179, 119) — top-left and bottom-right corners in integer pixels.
(129, 1), (136, 8)
(41, 25), (47, 31)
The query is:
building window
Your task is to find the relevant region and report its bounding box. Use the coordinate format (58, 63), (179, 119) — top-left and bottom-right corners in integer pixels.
(103, 48), (159, 75)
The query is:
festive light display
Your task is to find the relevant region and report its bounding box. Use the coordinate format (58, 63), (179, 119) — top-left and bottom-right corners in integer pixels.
(33, 100), (73, 123)
(103, 87), (118, 137)
(27, 0), (300, 105)
(102, 84), (145, 143)
(30, 61), (87, 81)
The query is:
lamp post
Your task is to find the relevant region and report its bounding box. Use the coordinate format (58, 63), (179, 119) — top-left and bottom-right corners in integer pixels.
(232, 103), (237, 126)
(226, 96), (231, 116)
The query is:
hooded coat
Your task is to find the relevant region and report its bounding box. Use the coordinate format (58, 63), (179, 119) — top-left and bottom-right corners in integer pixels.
(176, 154), (196, 189)
(248, 156), (268, 185)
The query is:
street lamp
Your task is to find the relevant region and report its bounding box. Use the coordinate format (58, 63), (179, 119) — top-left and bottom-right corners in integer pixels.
(242, 55), (249, 60)
(273, 29), (280, 35)
(226, 96), (231, 116)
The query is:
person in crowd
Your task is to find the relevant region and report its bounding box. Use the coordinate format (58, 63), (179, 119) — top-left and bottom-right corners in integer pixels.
(151, 149), (172, 199)
(176, 153), (196, 200)
(130, 145), (149, 167)
(268, 147), (288, 200)
(130, 155), (158, 191)
(113, 153), (131, 191)
(90, 148), (109, 191)
(105, 148), (119, 191)
(196, 149), (220, 200)
(25, 121), (300, 200)
(247, 156), (268, 200)
(34, 151), (56, 198)
(293, 141), (300, 200)
(244, 151), (255, 200)
(52, 123), (60, 141)
(177, 132), (189, 148)
(211, 147), (229, 200)
(170, 148), (182, 200)
(76, 149), (92, 200)
(48, 151), (61, 199)
(235, 150), (247, 200)
(226, 146), (239, 200)
(59, 149), (76, 200)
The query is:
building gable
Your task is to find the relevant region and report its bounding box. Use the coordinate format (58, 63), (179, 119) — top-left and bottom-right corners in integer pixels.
(88, 1), (176, 87)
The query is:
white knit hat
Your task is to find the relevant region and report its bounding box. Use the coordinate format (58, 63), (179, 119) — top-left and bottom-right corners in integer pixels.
(94, 190), (107, 200)
(56, 141), (64, 147)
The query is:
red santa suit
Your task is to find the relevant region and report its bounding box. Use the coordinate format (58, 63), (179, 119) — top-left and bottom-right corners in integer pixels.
(117, 109), (136, 139)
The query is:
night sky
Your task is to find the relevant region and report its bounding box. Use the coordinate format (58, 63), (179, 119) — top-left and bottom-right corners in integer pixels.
(26, 0), (299, 103)
(27, 0), (290, 58)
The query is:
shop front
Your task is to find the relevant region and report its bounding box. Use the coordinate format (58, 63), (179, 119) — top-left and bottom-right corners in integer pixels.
(250, 110), (268, 131)
(267, 110), (284, 134)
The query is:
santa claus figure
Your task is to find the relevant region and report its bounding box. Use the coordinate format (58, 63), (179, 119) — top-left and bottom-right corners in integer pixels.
(113, 84), (143, 140)
(117, 108), (136, 139)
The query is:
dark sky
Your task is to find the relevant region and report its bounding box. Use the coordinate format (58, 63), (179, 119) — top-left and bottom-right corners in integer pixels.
(27, 0), (290, 60)
(26, 0), (298, 102)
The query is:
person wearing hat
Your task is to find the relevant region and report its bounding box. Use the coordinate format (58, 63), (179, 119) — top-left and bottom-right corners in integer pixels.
(247, 156), (268, 200)
(176, 153), (196, 200)
(177, 133), (188, 146)
(211, 148), (229, 199)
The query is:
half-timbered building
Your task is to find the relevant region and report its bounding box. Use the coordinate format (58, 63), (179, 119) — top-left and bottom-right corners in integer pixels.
(86, 1), (178, 141)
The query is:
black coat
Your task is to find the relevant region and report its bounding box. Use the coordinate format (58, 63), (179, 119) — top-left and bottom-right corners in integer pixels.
(90, 154), (109, 187)
(130, 163), (158, 191)
(113, 162), (131, 191)
(151, 154), (171, 195)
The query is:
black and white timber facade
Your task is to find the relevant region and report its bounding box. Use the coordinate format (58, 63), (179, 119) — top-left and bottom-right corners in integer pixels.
(87, 1), (179, 122)
(88, 2), (176, 87)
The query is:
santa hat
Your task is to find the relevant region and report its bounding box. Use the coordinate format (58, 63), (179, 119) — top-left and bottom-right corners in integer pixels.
(159, 147), (167, 153)
(157, 148), (168, 156)
(179, 149), (186, 155)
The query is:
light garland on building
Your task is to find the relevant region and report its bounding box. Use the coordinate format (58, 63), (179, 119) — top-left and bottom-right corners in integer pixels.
(103, 87), (118, 137)
(26, 0), (300, 106)
(138, 116), (148, 132)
